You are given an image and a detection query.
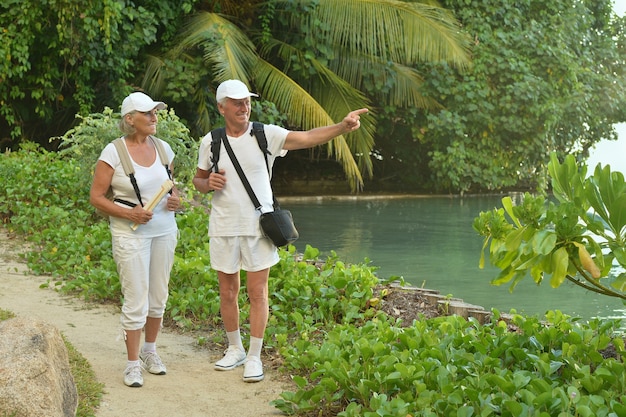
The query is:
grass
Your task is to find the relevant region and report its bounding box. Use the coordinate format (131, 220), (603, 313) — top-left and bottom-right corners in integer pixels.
(0, 308), (104, 417)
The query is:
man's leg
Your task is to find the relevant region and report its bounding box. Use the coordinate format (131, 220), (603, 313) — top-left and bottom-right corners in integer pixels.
(214, 271), (247, 370)
(243, 268), (269, 382)
(246, 268), (269, 339)
(218, 271), (241, 331)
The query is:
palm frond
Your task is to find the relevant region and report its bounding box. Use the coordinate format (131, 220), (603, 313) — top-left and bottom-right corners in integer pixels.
(258, 39), (376, 179)
(252, 60), (366, 190)
(172, 12), (258, 81)
(158, 1), (473, 192)
(277, 0), (471, 68)
(142, 54), (167, 97)
(329, 52), (440, 109)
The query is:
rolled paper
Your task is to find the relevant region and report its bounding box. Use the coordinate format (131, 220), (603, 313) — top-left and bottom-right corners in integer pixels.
(130, 179), (174, 230)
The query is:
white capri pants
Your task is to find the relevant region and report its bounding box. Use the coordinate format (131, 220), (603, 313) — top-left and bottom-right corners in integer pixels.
(112, 231), (178, 330)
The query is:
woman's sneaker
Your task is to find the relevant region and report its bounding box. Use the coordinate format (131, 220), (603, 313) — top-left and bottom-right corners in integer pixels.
(123, 363), (144, 387)
(139, 351), (167, 375)
(214, 346), (246, 371)
(243, 356), (264, 382)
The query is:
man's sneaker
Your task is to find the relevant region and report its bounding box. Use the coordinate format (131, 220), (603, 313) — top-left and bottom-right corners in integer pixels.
(214, 346), (246, 371)
(123, 363), (143, 387)
(243, 356), (264, 382)
(139, 351), (167, 375)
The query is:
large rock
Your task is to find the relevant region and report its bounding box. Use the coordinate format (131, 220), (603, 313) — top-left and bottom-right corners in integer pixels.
(0, 317), (78, 417)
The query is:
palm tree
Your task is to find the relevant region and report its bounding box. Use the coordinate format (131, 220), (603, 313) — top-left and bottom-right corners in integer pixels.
(144, 0), (471, 191)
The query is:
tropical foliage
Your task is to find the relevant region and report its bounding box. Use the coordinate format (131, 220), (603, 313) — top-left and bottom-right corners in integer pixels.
(1, 0), (625, 193)
(0, 0), (471, 191)
(0, 0), (192, 141)
(385, 0), (626, 193)
(53, 108), (199, 192)
(144, 0), (472, 190)
(1, 144), (626, 416)
(474, 154), (626, 302)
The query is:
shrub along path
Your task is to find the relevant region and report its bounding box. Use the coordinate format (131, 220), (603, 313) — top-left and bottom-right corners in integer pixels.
(0, 233), (288, 417)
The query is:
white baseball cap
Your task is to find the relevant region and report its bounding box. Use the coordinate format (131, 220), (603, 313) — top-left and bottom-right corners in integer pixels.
(121, 92), (167, 116)
(216, 80), (258, 102)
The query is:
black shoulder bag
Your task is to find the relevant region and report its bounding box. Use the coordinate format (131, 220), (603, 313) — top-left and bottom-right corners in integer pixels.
(216, 128), (298, 247)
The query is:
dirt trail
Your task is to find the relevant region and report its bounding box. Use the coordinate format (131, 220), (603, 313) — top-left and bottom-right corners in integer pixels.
(0, 233), (289, 417)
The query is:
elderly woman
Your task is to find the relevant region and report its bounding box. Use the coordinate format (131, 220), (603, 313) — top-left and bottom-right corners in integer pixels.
(90, 92), (181, 388)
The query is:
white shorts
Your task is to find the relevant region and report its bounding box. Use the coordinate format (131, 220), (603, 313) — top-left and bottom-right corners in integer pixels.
(210, 236), (279, 274)
(112, 231), (178, 330)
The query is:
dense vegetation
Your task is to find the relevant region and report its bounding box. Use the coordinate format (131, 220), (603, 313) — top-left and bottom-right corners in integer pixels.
(1, 139), (626, 415)
(406, 0), (626, 192)
(2, 0), (625, 193)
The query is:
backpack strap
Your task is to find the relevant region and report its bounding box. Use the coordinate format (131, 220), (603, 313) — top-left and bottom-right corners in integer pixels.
(210, 128), (223, 173)
(210, 123), (269, 173)
(112, 138), (143, 207)
(112, 138), (134, 176)
(108, 137), (173, 208)
(251, 122), (272, 175)
(149, 136), (173, 181)
(251, 122), (270, 156)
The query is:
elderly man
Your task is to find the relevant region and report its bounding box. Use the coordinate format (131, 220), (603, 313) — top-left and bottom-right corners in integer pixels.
(193, 79), (367, 382)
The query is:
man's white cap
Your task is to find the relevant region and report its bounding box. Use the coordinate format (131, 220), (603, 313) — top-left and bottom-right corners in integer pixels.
(216, 79), (258, 102)
(121, 92), (167, 116)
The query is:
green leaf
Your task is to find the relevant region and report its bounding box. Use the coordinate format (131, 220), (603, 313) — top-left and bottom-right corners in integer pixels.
(549, 247), (569, 288)
(502, 196), (521, 227)
(532, 230), (557, 256)
(505, 226), (527, 251)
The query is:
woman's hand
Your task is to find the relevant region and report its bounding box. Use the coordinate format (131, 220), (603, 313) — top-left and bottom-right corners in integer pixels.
(166, 193), (182, 211)
(128, 205), (153, 224)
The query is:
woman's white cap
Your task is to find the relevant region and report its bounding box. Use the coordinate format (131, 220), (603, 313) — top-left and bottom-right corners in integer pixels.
(216, 80), (258, 102)
(121, 92), (167, 116)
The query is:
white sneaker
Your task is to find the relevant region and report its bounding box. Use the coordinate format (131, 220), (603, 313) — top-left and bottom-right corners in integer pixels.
(123, 363), (143, 387)
(243, 356), (264, 382)
(139, 351), (167, 375)
(214, 346), (246, 371)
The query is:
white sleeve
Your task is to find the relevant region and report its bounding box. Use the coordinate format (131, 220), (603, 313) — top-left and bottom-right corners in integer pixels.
(98, 140), (121, 169)
(197, 133), (213, 171)
(264, 124), (289, 158)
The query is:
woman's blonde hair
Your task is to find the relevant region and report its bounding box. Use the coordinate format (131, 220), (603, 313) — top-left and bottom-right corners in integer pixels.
(118, 113), (136, 135)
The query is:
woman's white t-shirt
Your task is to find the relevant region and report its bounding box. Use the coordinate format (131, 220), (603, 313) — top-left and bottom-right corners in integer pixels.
(98, 137), (177, 238)
(197, 123), (289, 237)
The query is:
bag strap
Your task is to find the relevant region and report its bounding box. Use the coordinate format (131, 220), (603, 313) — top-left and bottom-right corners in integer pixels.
(112, 138), (143, 207)
(250, 123), (280, 209)
(218, 128), (263, 211)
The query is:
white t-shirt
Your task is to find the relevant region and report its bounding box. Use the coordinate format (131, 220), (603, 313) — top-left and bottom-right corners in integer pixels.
(99, 137), (177, 238)
(197, 123), (289, 237)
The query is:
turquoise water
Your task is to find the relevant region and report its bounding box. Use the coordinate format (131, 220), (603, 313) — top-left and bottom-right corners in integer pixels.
(282, 195), (626, 324)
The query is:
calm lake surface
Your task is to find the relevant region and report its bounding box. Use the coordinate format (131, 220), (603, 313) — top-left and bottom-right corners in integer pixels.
(282, 195), (626, 324)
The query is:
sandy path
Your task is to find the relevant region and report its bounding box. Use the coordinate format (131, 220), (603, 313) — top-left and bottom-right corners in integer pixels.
(0, 234), (288, 417)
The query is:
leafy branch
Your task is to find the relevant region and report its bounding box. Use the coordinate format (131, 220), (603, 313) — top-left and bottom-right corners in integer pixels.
(474, 153), (626, 302)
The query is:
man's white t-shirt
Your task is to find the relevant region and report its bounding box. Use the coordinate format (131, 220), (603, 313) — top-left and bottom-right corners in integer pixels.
(99, 137), (177, 238)
(197, 123), (289, 237)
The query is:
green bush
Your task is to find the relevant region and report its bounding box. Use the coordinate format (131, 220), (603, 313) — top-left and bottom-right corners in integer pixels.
(53, 107), (199, 193)
(273, 310), (626, 416)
